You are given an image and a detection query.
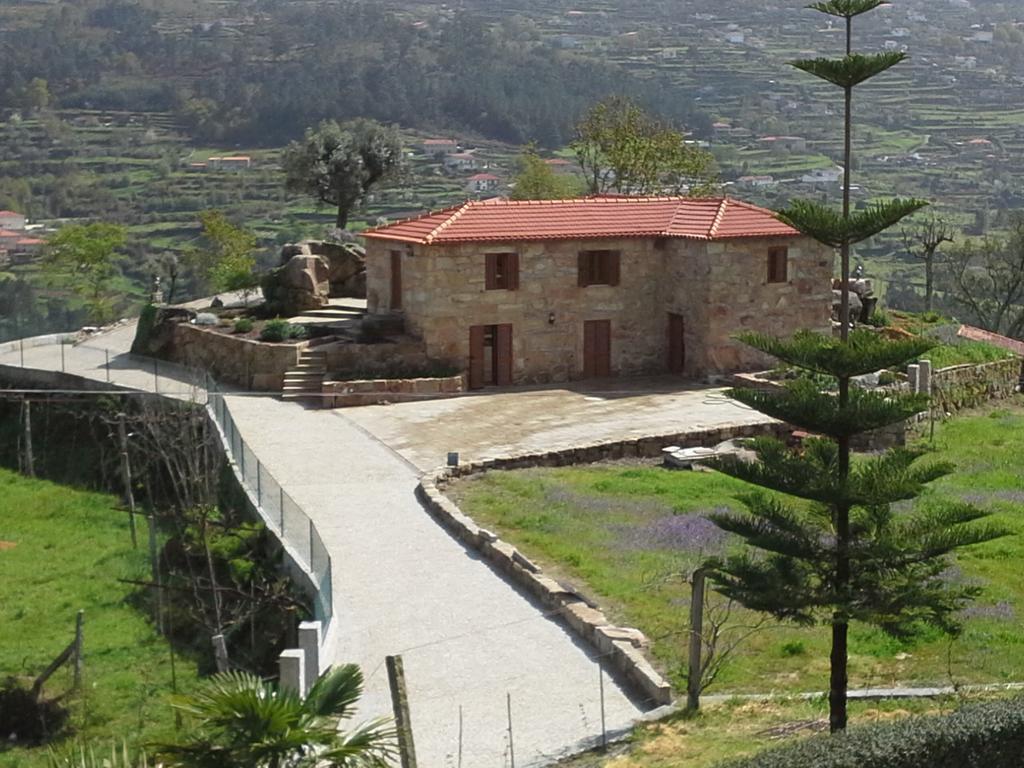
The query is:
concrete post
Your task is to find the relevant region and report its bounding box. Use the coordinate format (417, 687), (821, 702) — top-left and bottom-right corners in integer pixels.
(918, 359), (932, 396)
(298, 621), (322, 693)
(686, 569), (706, 711)
(907, 364), (921, 394)
(279, 649), (305, 697)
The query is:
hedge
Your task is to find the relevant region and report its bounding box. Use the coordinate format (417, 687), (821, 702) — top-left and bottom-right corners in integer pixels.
(719, 697), (1024, 768)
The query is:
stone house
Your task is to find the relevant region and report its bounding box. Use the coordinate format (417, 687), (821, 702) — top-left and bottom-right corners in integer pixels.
(360, 196), (834, 389)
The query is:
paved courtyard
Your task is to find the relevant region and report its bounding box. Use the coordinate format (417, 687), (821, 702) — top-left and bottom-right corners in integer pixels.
(344, 377), (775, 472)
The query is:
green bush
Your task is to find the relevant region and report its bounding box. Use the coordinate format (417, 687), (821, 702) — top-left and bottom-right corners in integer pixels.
(878, 370), (899, 386)
(232, 317), (253, 334)
(259, 318), (306, 342)
(718, 697), (1024, 768)
(866, 308), (890, 327)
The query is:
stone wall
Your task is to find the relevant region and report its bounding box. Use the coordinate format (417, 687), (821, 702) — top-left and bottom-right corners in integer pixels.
(321, 337), (430, 375)
(322, 374), (464, 408)
(932, 357), (1022, 413)
(365, 234), (833, 384)
(168, 324), (303, 390)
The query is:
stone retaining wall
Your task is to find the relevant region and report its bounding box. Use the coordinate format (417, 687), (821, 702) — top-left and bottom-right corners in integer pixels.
(932, 357), (1022, 414)
(168, 324), (303, 390)
(416, 420), (790, 707)
(323, 374), (464, 408)
(321, 337), (431, 375)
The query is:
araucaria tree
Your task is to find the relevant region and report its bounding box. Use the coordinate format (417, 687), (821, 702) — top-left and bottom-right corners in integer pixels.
(705, 0), (1008, 734)
(283, 119), (404, 229)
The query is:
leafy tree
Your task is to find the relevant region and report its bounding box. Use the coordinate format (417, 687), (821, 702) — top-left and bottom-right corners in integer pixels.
(510, 148), (583, 200)
(42, 222), (126, 324)
(159, 664), (396, 768)
(946, 215), (1024, 339)
(704, 0), (1008, 735)
(571, 97), (716, 196)
(188, 211), (257, 296)
(902, 214), (954, 313)
(283, 119), (404, 229)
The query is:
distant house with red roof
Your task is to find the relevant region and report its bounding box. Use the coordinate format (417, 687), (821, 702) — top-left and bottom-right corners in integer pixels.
(0, 210), (26, 231)
(360, 196), (833, 387)
(418, 138), (459, 156)
(207, 155), (251, 171)
(466, 173), (500, 194)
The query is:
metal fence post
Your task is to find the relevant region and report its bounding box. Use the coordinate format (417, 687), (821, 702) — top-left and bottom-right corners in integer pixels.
(105, 349), (111, 382)
(240, 440), (246, 478)
(308, 519), (315, 571)
(257, 460), (262, 506)
(19, 338), (24, 367)
(60, 341), (65, 372)
(279, 488), (285, 533)
(153, 358), (159, 393)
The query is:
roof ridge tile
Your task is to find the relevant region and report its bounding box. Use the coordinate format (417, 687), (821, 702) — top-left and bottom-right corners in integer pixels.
(425, 200), (475, 244)
(708, 198), (729, 239)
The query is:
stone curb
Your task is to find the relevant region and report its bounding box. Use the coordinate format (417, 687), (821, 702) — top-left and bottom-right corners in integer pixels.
(415, 420), (789, 708)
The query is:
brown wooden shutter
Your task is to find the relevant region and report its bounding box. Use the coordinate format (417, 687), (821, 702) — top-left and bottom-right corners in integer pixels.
(468, 325), (486, 389)
(485, 253), (498, 290)
(578, 252), (589, 287)
(495, 324), (513, 385)
(608, 251), (621, 286)
(508, 252), (520, 290)
(390, 250), (403, 309)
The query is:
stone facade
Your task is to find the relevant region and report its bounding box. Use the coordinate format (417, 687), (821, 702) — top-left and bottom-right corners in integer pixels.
(322, 374), (464, 408)
(364, 235), (834, 384)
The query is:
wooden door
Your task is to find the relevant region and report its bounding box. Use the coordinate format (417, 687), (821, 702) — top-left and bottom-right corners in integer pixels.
(667, 313), (685, 374)
(583, 320), (612, 378)
(390, 250), (403, 310)
(468, 325), (485, 390)
(494, 324), (513, 386)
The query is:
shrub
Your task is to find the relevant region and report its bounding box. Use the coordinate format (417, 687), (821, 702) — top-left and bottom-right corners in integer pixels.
(866, 308), (890, 327)
(780, 640), (806, 657)
(232, 317), (253, 334)
(878, 370), (899, 386)
(259, 319), (307, 343)
(718, 697), (1024, 768)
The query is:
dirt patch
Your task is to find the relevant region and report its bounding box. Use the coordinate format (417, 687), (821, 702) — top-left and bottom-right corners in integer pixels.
(0, 540), (16, 550)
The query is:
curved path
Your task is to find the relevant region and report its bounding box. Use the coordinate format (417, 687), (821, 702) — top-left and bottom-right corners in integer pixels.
(0, 321), (776, 766)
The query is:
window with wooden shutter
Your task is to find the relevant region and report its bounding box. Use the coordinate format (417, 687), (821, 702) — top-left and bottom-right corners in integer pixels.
(485, 252), (519, 290)
(578, 250), (621, 287)
(767, 247), (789, 284)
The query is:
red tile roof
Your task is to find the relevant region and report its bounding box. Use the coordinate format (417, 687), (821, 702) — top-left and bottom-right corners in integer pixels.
(361, 196), (798, 245)
(957, 324), (1024, 357)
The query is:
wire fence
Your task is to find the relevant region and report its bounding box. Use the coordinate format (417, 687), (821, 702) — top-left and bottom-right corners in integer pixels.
(0, 334), (333, 628)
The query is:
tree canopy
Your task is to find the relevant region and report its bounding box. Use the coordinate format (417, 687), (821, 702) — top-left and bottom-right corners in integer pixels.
(571, 97), (717, 196)
(283, 120), (404, 230)
(42, 222), (127, 324)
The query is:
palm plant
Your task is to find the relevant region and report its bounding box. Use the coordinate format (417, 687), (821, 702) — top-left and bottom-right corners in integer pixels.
(159, 664), (396, 768)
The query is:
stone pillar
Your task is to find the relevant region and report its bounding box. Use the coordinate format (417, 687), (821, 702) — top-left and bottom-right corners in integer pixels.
(279, 649), (305, 697)
(298, 621), (322, 693)
(907, 364), (920, 394)
(918, 359), (932, 396)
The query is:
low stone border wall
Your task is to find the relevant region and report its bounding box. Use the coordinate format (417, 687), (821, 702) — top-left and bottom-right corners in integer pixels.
(416, 421), (789, 708)
(932, 357), (1022, 414)
(323, 374), (464, 408)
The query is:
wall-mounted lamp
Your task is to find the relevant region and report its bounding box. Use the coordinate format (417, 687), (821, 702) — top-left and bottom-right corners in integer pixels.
(548, 312), (556, 325)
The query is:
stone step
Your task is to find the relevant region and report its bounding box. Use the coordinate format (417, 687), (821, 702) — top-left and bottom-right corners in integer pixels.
(284, 370), (325, 379)
(282, 384), (322, 394)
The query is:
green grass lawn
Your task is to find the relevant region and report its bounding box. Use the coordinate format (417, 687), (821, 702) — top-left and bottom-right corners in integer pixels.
(0, 470), (199, 767)
(450, 399), (1024, 696)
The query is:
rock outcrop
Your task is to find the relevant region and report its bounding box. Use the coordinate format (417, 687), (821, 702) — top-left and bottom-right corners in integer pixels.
(261, 248), (331, 316)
